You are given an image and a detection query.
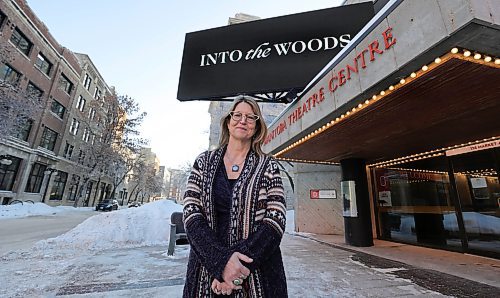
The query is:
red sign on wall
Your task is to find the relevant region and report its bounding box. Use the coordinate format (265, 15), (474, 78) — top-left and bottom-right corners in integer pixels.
(310, 189), (337, 199)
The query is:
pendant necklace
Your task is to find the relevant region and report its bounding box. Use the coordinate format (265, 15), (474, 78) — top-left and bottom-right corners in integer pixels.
(226, 155), (245, 172)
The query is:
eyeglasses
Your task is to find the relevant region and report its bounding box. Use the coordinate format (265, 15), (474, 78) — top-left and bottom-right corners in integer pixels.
(229, 111), (260, 123)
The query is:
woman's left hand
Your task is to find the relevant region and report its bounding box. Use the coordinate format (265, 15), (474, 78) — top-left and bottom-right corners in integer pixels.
(212, 279), (237, 295)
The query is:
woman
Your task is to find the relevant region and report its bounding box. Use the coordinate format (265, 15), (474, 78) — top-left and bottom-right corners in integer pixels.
(182, 96), (287, 297)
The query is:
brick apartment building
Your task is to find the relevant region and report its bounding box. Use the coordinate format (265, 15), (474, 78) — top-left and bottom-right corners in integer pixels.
(0, 0), (121, 206)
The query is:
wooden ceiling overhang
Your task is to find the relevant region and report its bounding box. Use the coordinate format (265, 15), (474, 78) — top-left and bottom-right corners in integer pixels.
(276, 49), (500, 165)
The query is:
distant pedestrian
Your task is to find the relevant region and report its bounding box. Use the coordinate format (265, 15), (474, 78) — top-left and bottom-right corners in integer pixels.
(182, 95), (287, 297)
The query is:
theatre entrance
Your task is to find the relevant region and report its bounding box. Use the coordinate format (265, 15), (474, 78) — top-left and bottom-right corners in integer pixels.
(372, 146), (500, 259)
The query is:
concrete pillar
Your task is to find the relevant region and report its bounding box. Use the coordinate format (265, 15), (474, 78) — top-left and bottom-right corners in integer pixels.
(340, 158), (373, 247)
(16, 153), (36, 199)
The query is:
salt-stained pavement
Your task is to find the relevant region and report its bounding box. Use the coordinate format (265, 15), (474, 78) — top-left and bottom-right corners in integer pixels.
(1, 201), (499, 297)
(3, 232), (499, 297)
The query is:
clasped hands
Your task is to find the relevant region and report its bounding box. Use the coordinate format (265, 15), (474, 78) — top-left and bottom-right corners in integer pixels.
(211, 252), (253, 296)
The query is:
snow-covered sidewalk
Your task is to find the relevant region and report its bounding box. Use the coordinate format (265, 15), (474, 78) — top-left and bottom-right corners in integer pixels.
(3, 200), (494, 297)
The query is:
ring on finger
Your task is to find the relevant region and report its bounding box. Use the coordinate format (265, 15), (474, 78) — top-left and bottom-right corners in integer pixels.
(232, 278), (242, 286)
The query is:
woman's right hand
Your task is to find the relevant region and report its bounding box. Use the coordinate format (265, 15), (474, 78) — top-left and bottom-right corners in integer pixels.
(222, 252), (253, 288)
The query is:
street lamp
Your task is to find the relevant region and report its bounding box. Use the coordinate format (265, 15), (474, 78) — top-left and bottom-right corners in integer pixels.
(0, 155), (12, 166)
(42, 167), (58, 203)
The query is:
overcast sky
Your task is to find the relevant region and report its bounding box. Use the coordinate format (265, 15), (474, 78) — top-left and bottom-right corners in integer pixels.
(26, 0), (343, 168)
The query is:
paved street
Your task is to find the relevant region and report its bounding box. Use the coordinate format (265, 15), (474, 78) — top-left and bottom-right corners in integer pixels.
(3, 228), (499, 297)
(0, 210), (96, 255)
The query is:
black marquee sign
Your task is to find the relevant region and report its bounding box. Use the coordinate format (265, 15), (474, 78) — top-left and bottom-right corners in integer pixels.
(177, 3), (374, 102)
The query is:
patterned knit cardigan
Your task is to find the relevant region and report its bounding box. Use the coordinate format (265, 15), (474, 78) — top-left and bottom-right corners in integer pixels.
(183, 146), (287, 298)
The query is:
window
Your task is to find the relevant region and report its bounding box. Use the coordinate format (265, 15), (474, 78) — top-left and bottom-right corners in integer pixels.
(0, 10), (6, 29)
(50, 100), (65, 119)
(63, 142), (74, 159)
(76, 95), (86, 112)
(77, 150), (85, 165)
(69, 118), (79, 135)
(59, 73), (73, 95)
(82, 127), (90, 142)
(0, 156), (21, 191)
(67, 174), (80, 201)
(27, 82), (43, 99)
(49, 171), (67, 200)
(93, 87), (101, 100)
(14, 119), (33, 141)
(83, 73), (92, 90)
(88, 108), (95, 120)
(0, 64), (21, 85)
(24, 162), (46, 193)
(34, 53), (53, 76)
(39, 127), (58, 151)
(10, 27), (33, 56)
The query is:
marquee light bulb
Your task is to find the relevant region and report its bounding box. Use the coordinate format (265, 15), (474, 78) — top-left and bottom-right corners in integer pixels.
(435, 57), (441, 63)
(451, 48), (459, 54)
(464, 50), (471, 57)
(400, 79), (406, 84)
(410, 72), (417, 78)
(474, 53), (481, 59)
(495, 59), (500, 65)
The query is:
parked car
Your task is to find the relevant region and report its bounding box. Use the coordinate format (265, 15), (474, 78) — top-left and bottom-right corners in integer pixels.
(128, 201), (142, 208)
(95, 199), (119, 211)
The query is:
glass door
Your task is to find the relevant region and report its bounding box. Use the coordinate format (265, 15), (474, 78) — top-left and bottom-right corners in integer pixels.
(372, 156), (460, 251)
(449, 148), (500, 257)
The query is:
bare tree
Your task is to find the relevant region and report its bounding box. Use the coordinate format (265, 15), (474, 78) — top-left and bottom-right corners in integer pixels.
(0, 39), (43, 143)
(70, 89), (147, 207)
(128, 158), (160, 203)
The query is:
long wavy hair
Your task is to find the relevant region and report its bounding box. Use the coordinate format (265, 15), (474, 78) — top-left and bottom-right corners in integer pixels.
(218, 96), (268, 156)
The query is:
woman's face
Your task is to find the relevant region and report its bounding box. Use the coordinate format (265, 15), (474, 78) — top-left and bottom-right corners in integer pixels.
(227, 102), (258, 143)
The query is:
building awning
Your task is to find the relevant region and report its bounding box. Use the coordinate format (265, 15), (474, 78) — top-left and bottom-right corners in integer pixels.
(275, 50), (500, 164)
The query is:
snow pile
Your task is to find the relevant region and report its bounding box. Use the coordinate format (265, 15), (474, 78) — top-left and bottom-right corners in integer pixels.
(0, 202), (55, 219)
(34, 200), (183, 251)
(0, 202), (92, 219)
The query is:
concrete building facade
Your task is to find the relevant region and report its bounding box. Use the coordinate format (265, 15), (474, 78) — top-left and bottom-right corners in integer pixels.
(264, 0), (500, 259)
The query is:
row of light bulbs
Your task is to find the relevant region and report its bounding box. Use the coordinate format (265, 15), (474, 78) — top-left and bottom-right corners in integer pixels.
(274, 47), (499, 161)
(385, 167), (447, 175)
(457, 169), (498, 177)
(370, 136), (500, 168)
(451, 47), (500, 65)
(276, 157), (338, 166)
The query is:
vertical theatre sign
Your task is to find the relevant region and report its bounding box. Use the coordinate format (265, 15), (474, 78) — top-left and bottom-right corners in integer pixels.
(177, 3), (374, 101)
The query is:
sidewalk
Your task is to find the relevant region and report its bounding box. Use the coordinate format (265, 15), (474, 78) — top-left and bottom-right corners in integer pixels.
(301, 233), (500, 289)
(282, 233), (500, 297)
(2, 232), (499, 297)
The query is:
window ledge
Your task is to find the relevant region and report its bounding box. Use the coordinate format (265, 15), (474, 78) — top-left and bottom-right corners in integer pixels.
(34, 66), (52, 80)
(8, 40), (32, 61)
(49, 111), (64, 121)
